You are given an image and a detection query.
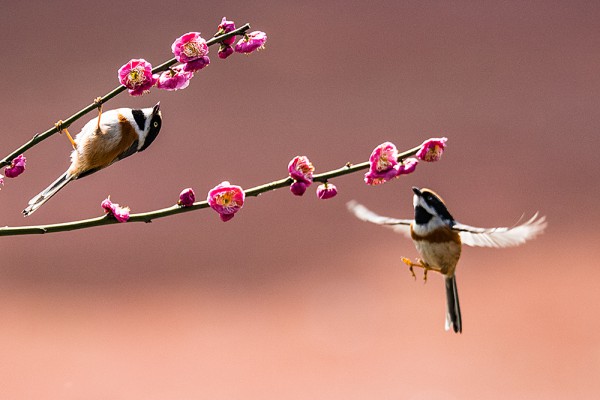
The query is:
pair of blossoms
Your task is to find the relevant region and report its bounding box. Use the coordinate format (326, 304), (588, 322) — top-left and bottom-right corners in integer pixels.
(101, 137), (447, 223)
(364, 137), (447, 185)
(118, 18), (267, 95)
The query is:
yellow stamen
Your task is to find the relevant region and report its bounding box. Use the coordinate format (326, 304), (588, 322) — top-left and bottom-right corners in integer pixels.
(128, 67), (146, 87)
(183, 41), (202, 57)
(217, 192), (237, 207)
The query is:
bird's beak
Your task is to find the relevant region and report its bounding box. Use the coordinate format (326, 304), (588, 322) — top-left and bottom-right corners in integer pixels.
(152, 102), (160, 115)
(412, 187), (422, 196)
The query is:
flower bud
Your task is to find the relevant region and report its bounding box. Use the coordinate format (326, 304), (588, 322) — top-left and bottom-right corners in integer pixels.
(178, 188), (196, 207)
(290, 181), (308, 196)
(316, 183), (338, 200)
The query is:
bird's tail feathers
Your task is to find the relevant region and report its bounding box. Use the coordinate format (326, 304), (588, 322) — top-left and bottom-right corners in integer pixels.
(445, 275), (462, 334)
(23, 172), (74, 216)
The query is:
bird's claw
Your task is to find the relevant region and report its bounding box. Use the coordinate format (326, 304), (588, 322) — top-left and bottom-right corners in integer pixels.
(401, 257), (418, 280)
(401, 256), (431, 283)
(55, 120), (76, 150)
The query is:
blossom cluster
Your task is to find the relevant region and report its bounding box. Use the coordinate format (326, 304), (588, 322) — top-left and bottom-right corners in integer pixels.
(287, 156), (338, 200)
(118, 17), (267, 96)
(364, 138), (447, 185)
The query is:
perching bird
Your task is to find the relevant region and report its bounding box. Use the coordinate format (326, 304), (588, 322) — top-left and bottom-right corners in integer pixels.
(347, 187), (546, 333)
(23, 103), (162, 216)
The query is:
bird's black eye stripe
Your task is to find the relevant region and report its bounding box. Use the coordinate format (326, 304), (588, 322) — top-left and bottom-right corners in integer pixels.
(131, 109), (146, 131)
(422, 191), (455, 221)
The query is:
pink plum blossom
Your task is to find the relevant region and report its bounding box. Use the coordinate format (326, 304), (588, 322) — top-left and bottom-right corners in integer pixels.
(364, 142), (399, 185)
(416, 137), (448, 162)
(396, 157), (419, 176)
(101, 197), (130, 222)
(216, 17), (236, 45)
(178, 188), (196, 207)
(316, 183), (338, 200)
(118, 59), (157, 96)
(207, 181), (245, 222)
(4, 154), (26, 178)
(156, 66), (194, 91)
(182, 56), (210, 72)
(0, 174), (4, 187)
(172, 32), (209, 63)
(234, 31), (267, 54)
(288, 156), (314, 196)
(288, 156), (314, 185)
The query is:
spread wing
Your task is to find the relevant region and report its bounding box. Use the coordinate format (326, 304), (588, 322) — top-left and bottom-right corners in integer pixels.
(346, 201), (413, 238)
(348, 201), (547, 247)
(452, 213), (547, 248)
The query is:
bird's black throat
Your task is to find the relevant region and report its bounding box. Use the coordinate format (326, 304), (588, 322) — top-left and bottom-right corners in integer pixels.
(414, 205), (433, 225)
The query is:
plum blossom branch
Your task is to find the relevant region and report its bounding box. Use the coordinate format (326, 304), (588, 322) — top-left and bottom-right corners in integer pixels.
(0, 143), (425, 237)
(0, 23), (251, 169)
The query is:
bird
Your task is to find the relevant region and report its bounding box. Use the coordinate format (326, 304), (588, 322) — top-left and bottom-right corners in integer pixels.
(23, 103), (162, 216)
(347, 187), (547, 333)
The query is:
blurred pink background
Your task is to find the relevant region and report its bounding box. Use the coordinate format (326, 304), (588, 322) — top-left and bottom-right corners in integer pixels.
(1, 1), (599, 398)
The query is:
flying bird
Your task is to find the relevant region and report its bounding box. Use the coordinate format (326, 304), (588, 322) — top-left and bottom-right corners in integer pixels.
(347, 187), (547, 333)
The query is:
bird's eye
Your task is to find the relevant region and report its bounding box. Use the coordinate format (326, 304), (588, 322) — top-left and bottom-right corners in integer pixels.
(153, 121), (158, 128)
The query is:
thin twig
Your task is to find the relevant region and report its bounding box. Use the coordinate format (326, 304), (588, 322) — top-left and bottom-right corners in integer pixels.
(0, 145), (421, 237)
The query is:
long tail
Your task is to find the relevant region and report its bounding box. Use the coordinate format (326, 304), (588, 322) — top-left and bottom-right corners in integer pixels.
(23, 172), (74, 216)
(445, 275), (462, 333)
